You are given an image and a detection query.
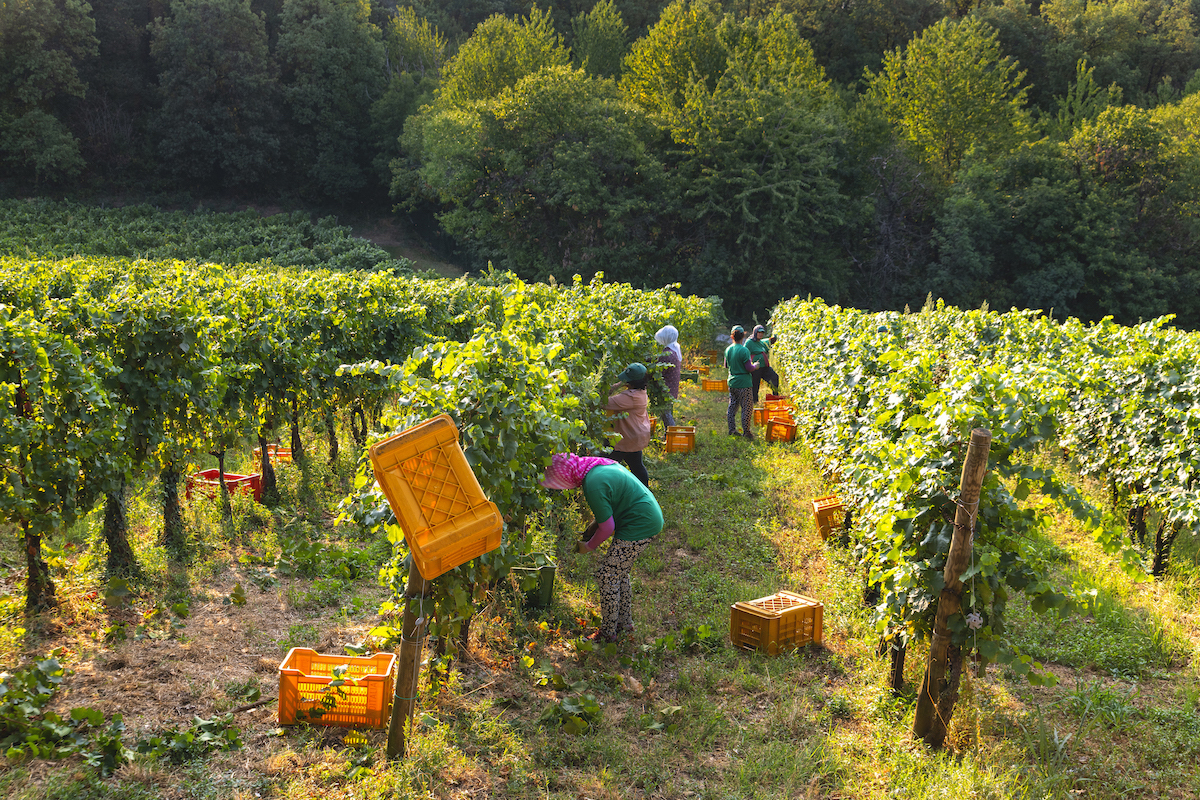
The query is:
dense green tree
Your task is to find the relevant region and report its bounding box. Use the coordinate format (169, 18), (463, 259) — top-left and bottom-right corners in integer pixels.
(571, 0), (628, 78)
(72, 0), (155, 178)
(1048, 57), (1124, 139)
(277, 0), (386, 199)
(620, 0), (728, 130)
(437, 7), (569, 106)
(784, 0), (945, 87)
(0, 0), (98, 183)
(415, 65), (677, 283)
(672, 11), (849, 312)
(867, 17), (1031, 178)
(149, 0), (280, 188)
(369, 6), (446, 183)
(926, 141), (1149, 320)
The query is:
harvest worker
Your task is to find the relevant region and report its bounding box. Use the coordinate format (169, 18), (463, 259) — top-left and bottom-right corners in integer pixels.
(654, 325), (682, 427)
(723, 326), (760, 440)
(541, 452), (664, 643)
(746, 324), (780, 403)
(605, 362), (651, 487)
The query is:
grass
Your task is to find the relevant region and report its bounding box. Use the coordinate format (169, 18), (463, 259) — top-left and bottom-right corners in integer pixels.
(0, 382), (1198, 798)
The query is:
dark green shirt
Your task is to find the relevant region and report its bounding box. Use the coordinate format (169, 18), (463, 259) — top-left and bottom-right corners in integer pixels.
(724, 343), (753, 389)
(745, 337), (770, 367)
(582, 464), (663, 541)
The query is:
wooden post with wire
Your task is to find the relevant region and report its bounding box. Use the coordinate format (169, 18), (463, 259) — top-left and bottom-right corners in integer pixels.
(386, 558), (430, 759)
(913, 427), (991, 747)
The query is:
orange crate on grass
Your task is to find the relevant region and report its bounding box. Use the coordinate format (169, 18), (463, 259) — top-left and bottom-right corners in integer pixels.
(811, 494), (844, 540)
(369, 414), (502, 580)
(730, 591), (824, 655)
(753, 405), (768, 426)
(664, 425), (696, 454)
(764, 418), (797, 443)
(701, 378), (727, 392)
(185, 469), (262, 503)
(253, 443), (292, 464)
(278, 648), (396, 729)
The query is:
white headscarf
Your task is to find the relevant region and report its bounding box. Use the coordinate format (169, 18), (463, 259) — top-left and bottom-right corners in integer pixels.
(655, 325), (682, 361)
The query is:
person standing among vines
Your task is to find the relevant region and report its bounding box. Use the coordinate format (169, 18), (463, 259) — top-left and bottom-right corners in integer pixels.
(654, 325), (682, 427)
(746, 324), (780, 403)
(604, 362), (651, 486)
(724, 326), (760, 440)
(541, 452), (663, 643)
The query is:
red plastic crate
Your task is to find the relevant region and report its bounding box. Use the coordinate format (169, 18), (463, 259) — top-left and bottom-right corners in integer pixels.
(185, 469), (263, 503)
(369, 414), (502, 580)
(278, 648), (396, 729)
(730, 591), (824, 655)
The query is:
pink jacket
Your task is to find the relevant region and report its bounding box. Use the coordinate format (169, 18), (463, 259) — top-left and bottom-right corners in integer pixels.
(605, 388), (651, 452)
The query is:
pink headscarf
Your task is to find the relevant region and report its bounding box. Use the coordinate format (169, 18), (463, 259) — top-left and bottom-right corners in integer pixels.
(540, 452), (616, 490)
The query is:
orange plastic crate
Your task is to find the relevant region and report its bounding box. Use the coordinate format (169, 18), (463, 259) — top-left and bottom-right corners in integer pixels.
(811, 495), (844, 539)
(753, 405), (768, 426)
(765, 405), (794, 423)
(185, 469), (262, 503)
(649, 416), (658, 437)
(253, 443), (292, 464)
(664, 425), (696, 453)
(764, 419), (797, 442)
(278, 648), (396, 728)
(701, 378), (727, 392)
(730, 591), (824, 655)
(369, 414), (502, 580)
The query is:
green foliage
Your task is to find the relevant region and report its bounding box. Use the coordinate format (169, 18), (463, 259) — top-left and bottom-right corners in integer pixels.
(867, 17), (1030, 177)
(134, 714), (242, 764)
(437, 7), (570, 107)
(538, 690), (602, 734)
(277, 0), (386, 198)
(0, 0), (97, 182)
(571, 0), (629, 78)
(148, 0), (280, 189)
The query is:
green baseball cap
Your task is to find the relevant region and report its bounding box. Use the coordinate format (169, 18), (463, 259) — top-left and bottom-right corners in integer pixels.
(617, 362), (647, 383)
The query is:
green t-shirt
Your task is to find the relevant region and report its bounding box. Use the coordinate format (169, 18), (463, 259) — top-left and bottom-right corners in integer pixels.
(582, 464), (663, 542)
(745, 337), (770, 367)
(724, 343), (753, 389)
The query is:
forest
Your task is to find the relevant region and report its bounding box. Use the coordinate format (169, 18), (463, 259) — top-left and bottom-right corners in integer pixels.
(3, 0), (1200, 321)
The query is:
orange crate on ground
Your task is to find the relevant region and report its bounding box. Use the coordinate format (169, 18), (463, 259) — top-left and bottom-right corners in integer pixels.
(764, 419), (797, 442)
(701, 378), (727, 392)
(730, 591), (824, 655)
(765, 405), (794, 422)
(664, 425), (696, 454)
(253, 443), (293, 463)
(369, 414), (502, 580)
(185, 469), (262, 503)
(811, 495), (844, 540)
(753, 405), (768, 426)
(278, 648), (396, 729)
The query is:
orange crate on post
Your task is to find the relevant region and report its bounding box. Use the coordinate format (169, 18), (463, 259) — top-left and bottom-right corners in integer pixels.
(185, 469), (262, 503)
(664, 425), (696, 454)
(253, 443), (292, 464)
(369, 414), (502, 580)
(764, 419), (797, 443)
(811, 495), (844, 540)
(701, 378), (727, 392)
(730, 591), (824, 655)
(278, 648), (397, 729)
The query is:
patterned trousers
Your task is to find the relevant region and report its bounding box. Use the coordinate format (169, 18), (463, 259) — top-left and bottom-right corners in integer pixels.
(727, 386), (753, 436)
(596, 538), (652, 639)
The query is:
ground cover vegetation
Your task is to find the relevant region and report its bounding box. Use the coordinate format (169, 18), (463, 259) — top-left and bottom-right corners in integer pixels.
(4, 0), (1200, 322)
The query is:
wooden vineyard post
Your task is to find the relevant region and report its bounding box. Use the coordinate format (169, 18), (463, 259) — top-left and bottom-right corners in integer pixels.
(913, 427), (991, 746)
(386, 559), (430, 759)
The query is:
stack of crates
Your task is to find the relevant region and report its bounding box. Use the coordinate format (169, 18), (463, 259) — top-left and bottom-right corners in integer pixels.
(369, 414), (502, 580)
(664, 425), (696, 454)
(730, 591), (824, 655)
(811, 495), (844, 540)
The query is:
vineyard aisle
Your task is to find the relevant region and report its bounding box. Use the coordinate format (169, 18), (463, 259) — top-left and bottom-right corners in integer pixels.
(1, 383), (1199, 799)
